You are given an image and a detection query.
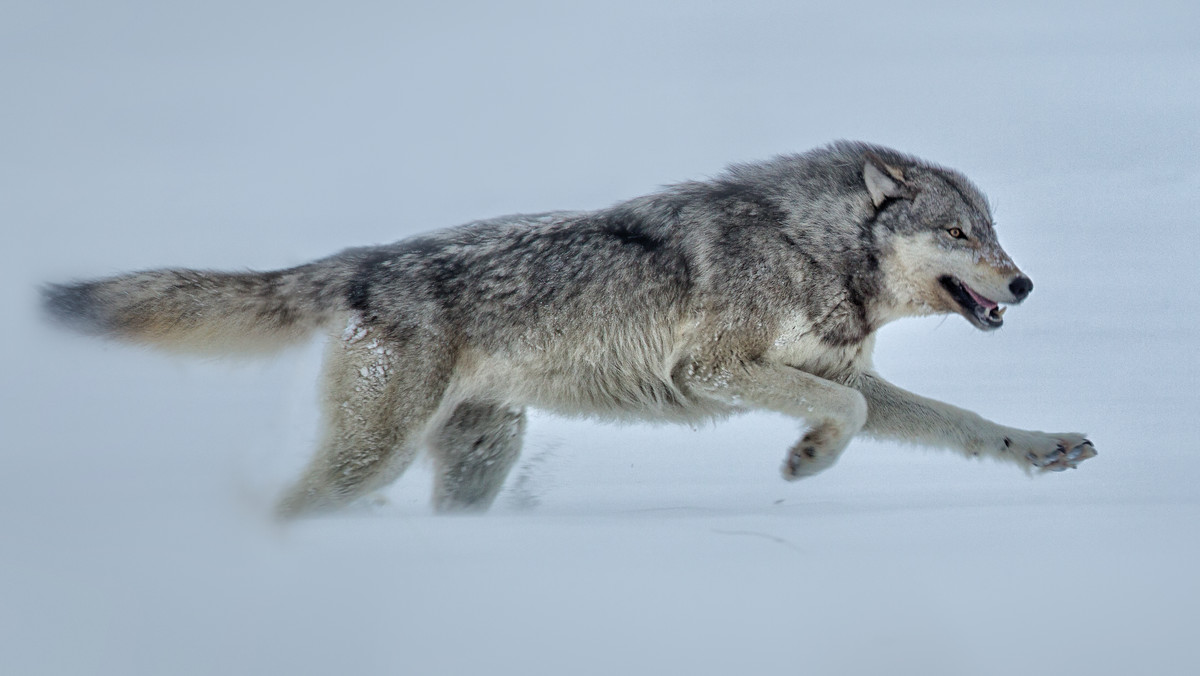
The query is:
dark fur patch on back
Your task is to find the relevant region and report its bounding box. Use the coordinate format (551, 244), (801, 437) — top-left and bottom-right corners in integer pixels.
(603, 218), (663, 252)
(346, 278), (372, 313)
(345, 251), (397, 314)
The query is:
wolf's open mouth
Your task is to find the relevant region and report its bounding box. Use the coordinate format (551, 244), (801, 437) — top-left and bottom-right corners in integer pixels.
(939, 276), (1005, 330)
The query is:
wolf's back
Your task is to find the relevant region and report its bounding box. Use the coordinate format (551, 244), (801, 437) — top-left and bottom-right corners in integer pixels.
(43, 262), (352, 353)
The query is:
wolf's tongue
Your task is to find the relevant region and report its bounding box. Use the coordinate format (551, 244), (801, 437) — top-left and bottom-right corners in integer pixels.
(963, 283), (998, 310)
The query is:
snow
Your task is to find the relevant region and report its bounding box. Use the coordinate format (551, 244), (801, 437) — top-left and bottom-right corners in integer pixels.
(2, 1), (1198, 675)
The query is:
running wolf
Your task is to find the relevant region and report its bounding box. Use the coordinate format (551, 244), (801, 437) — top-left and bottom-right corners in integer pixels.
(43, 141), (1096, 516)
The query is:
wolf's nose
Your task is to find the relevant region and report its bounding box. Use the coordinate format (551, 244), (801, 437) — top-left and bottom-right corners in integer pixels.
(1009, 276), (1033, 302)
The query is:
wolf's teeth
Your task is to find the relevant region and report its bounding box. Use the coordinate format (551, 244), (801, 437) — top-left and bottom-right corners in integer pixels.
(996, 306), (1007, 317)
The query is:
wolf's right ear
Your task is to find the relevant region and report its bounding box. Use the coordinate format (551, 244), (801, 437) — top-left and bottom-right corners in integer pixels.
(863, 153), (915, 208)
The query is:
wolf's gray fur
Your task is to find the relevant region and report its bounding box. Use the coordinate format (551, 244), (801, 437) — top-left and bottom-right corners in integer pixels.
(44, 141), (1095, 517)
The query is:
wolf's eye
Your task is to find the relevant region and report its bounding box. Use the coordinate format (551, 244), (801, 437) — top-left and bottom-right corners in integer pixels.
(947, 227), (967, 240)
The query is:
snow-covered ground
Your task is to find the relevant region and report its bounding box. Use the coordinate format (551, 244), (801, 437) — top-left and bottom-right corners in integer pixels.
(2, 2), (1198, 674)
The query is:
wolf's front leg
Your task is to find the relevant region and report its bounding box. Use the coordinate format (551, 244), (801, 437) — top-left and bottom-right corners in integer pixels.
(853, 372), (1096, 472)
(683, 360), (867, 480)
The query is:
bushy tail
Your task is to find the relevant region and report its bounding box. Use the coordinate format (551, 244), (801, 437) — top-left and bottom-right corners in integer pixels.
(42, 263), (350, 353)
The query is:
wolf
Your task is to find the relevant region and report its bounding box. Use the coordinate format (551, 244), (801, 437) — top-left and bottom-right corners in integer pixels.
(44, 141), (1096, 517)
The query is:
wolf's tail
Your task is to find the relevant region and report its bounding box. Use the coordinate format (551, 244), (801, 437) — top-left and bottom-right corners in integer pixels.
(42, 261), (354, 353)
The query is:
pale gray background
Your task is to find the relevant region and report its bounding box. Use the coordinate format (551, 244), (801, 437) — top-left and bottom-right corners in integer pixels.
(2, 2), (1198, 675)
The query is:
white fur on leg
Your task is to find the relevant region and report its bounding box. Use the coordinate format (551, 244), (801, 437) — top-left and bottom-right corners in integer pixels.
(854, 371), (1096, 472)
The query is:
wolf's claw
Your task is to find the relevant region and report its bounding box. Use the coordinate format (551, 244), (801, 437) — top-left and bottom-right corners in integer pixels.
(1012, 432), (1096, 473)
(781, 423), (850, 481)
(1033, 438), (1096, 472)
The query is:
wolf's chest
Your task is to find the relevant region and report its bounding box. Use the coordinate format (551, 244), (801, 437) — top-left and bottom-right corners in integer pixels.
(765, 314), (875, 381)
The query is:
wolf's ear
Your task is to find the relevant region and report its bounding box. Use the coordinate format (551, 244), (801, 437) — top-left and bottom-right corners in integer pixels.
(863, 153), (914, 208)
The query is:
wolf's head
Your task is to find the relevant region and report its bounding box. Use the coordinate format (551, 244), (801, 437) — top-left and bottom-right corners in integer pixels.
(861, 151), (1031, 331)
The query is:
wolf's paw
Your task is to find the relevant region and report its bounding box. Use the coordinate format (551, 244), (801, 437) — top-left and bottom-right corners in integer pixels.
(1007, 432), (1097, 472)
(782, 424), (850, 481)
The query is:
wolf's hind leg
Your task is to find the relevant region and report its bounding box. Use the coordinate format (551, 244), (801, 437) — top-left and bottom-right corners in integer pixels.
(430, 402), (526, 513)
(276, 322), (450, 519)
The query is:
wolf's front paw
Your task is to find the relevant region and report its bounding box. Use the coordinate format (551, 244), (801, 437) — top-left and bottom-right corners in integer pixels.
(1008, 432), (1097, 472)
(782, 423), (850, 481)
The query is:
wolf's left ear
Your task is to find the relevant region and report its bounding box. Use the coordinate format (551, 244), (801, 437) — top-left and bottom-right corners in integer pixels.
(863, 153), (915, 208)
